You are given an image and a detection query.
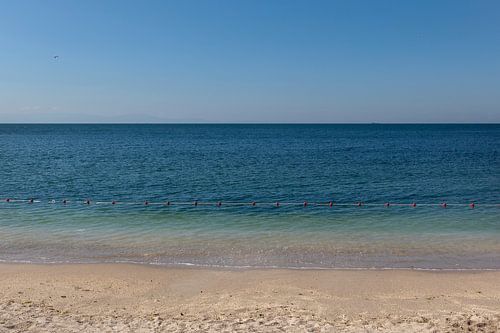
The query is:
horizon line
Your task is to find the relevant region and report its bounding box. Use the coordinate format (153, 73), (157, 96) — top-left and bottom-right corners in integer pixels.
(0, 122), (499, 125)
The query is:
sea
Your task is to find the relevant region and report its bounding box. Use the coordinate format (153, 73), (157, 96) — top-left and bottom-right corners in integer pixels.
(0, 124), (499, 269)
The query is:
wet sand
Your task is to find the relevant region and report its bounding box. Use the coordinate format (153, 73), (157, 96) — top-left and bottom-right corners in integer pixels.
(0, 264), (499, 332)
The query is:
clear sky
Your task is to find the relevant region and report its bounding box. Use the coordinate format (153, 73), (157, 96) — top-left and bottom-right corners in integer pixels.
(1, 0), (499, 123)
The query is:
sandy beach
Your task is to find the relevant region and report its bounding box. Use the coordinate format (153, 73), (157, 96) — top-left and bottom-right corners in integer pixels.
(0, 264), (498, 332)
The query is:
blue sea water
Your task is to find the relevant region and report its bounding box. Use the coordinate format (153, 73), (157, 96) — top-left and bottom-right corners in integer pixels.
(0, 124), (499, 269)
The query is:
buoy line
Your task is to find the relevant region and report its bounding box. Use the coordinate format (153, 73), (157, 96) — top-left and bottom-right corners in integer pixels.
(1, 198), (499, 209)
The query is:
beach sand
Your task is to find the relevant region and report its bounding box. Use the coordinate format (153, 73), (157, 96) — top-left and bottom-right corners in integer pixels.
(0, 264), (499, 332)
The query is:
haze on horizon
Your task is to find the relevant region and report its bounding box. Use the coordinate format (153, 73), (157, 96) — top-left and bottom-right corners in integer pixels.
(1, 0), (499, 124)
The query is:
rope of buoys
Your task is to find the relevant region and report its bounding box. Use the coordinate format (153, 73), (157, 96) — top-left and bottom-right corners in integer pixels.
(1, 198), (499, 208)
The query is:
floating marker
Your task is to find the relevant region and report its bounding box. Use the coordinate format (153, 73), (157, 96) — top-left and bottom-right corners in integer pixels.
(2, 197), (498, 210)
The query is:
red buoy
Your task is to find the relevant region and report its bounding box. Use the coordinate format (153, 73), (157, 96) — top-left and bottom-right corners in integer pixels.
(303, 201), (307, 207)
(357, 202), (362, 207)
(385, 202), (390, 207)
(441, 202), (447, 208)
(411, 202), (416, 207)
(470, 202), (475, 209)
(329, 201), (333, 207)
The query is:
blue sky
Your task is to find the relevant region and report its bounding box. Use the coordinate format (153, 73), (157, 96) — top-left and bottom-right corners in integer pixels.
(1, 0), (499, 123)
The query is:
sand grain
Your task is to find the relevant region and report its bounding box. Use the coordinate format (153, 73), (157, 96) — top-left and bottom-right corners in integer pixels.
(0, 264), (499, 332)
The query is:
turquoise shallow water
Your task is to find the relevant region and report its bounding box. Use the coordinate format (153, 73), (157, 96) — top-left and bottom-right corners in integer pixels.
(0, 124), (499, 268)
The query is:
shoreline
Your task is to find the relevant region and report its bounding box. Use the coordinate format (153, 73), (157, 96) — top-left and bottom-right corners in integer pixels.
(1, 263), (499, 332)
(3, 260), (500, 272)
(2, 259), (500, 272)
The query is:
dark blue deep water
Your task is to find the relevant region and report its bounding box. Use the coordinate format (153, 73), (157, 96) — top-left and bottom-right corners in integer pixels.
(0, 124), (499, 268)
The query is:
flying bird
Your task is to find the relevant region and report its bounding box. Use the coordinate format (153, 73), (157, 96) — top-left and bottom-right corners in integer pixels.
(53, 55), (59, 59)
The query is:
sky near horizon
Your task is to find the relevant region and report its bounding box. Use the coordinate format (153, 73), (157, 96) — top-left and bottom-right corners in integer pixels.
(1, 0), (499, 123)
